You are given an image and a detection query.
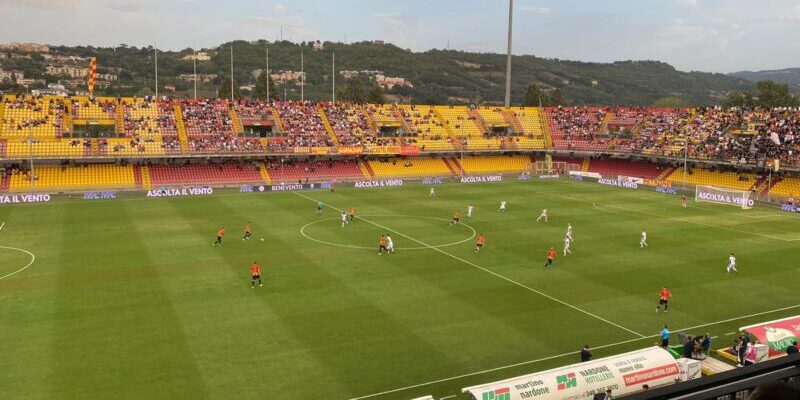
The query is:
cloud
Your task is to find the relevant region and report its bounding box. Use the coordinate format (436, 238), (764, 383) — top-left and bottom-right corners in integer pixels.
(0, 0), (81, 10)
(274, 4), (286, 12)
(676, 0), (698, 8)
(106, 2), (144, 13)
(521, 6), (551, 15)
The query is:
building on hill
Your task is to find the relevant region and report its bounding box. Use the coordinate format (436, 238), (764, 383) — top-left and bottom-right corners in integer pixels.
(0, 42), (49, 53)
(181, 52), (211, 61)
(312, 40), (324, 52)
(179, 73), (217, 83)
(375, 74), (413, 90)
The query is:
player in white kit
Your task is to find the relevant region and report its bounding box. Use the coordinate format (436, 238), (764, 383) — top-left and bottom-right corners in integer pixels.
(386, 234), (395, 254)
(566, 223), (574, 241)
(341, 211), (348, 227)
(640, 229), (648, 248)
(498, 201), (507, 213)
(537, 209), (549, 222)
(467, 204), (474, 218)
(726, 253), (738, 273)
(429, 187), (435, 198)
(563, 236), (572, 256)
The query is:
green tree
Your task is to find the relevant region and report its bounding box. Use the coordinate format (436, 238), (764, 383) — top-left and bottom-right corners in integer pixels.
(754, 80), (797, 107)
(217, 76), (240, 99)
(524, 83), (549, 106)
(548, 88), (565, 106)
(724, 91), (752, 107)
(252, 71), (279, 100)
(366, 84), (385, 104)
(339, 77), (367, 103)
(653, 96), (689, 108)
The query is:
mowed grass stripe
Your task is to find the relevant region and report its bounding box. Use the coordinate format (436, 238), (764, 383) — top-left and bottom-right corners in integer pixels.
(210, 194), (468, 398)
(50, 201), (209, 399)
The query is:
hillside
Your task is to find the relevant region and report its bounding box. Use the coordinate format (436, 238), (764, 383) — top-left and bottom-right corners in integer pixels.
(0, 40), (755, 105)
(730, 68), (800, 91)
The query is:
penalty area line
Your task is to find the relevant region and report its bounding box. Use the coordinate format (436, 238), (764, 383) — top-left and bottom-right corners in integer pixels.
(0, 221), (5, 231)
(291, 191), (647, 340)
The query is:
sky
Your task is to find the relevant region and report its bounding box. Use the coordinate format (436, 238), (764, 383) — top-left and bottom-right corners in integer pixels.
(1, 0), (799, 73)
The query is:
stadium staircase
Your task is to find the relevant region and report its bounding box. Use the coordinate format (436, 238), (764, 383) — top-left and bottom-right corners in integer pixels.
(229, 105), (244, 134)
(258, 162), (272, 184)
(173, 104), (190, 154)
(271, 109), (285, 132)
(0, 173), (9, 192)
(434, 109), (457, 140)
(62, 102), (73, 139)
(581, 159), (590, 172)
(133, 165), (143, 189)
(115, 107), (125, 136)
(442, 157), (458, 175)
(359, 160), (375, 178)
(360, 106), (379, 134)
(764, 178), (781, 195)
(655, 166), (676, 181)
(502, 110), (524, 134)
(394, 108), (416, 134)
(599, 111), (613, 134)
(0, 101), (5, 131)
(316, 105), (340, 146)
(540, 107), (554, 149)
(467, 109), (488, 134)
(141, 165), (152, 190)
(0, 139), (6, 158)
(90, 139), (99, 157)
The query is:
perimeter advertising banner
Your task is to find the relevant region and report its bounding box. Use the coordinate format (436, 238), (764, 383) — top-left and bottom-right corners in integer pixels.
(401, 145), (421, 156)
(463, 347), (680, 400)
(740, 315), (800, 358)
(368, 145), (403, 155)
(338, 146), (364, 156)
(0, 193), (52, 204)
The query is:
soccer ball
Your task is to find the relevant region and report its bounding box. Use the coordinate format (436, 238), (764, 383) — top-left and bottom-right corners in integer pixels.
(260, 238), (264, 242)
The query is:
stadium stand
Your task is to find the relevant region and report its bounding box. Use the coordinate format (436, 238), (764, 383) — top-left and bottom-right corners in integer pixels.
(667, 167), (757, 191)
(1, 95), (66, 138)
(454, 155), (533, 174)
(546, 106), (608, 151)
(368, 157), (452, 178)
(8, 164), (136, 191)
(265, 159), (365, 182)
(148, 163), (264, 186)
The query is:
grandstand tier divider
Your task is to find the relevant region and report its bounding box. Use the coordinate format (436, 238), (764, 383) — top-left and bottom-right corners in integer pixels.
(433, 109), (457, 140)
(502, 110), (524, 134)
(360, 160), (375, 178)
(258, 162), (272, 184)
(229, 105), (244, 134)
(442, 157), (457, 175)
(359, 106), (379, 134)
(599, 111), (613, 135)
(173, 104), (189, 154)
(116, 105), (125, 136)
(140, 165), (152, 190)
(449, 157), (464, 174)
(394, 108), (416, 134)
(270, 108), (285, 132)
(133, 165), (143, 189)
(467, 108), (488, 135)
(316, 105), (341, 146)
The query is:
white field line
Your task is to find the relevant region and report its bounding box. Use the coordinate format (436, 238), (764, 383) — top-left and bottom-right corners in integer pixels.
(292, 191), (647, 340)
(0, 221), (5, 230)
(346, 304), (800, 400)
(591, 202), (800, 242)
(0, 246), (36, 281)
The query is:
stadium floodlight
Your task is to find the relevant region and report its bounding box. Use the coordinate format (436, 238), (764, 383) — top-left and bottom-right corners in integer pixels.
(504, 0), (513, 107)
(695, 185), (754, 210)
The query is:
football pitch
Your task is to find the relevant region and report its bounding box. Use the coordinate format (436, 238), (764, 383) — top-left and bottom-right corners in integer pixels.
(2, 178), (800, 400)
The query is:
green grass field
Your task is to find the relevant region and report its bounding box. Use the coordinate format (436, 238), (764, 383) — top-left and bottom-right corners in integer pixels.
(2, 179), (800, 400)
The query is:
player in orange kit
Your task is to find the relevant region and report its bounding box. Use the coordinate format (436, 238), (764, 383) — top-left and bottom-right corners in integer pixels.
(544, 247), (556, 269)
(250, 261), (262, 288)
(475, 233), (485, 253)
(213, 226), (225, 246)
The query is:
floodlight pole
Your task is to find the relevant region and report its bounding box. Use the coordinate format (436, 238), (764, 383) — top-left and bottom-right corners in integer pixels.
(265, 46), (270, 101)
(193, 49), (197, 99)
(154, 47), (158, 99)
(300, 49), (305, 102)
(230, 45), (234, 100)
(504, 0), (514, 107)
(683, 133), (688, 191)
(28, 127), (34, 192)
(332, 51), (335, 103)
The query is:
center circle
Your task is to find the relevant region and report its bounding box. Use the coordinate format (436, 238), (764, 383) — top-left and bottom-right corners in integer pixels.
(300, 215), (476, 250)
(0, 246), (37, 280)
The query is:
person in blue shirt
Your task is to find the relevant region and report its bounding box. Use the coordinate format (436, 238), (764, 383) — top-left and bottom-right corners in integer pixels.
(660, 324), (670, 347)
(315, 201), (323, 215)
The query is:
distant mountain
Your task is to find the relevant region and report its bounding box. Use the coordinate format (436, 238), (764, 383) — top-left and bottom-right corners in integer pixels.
(730, 68), (800, 91)
(0, 39), (756, 105)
